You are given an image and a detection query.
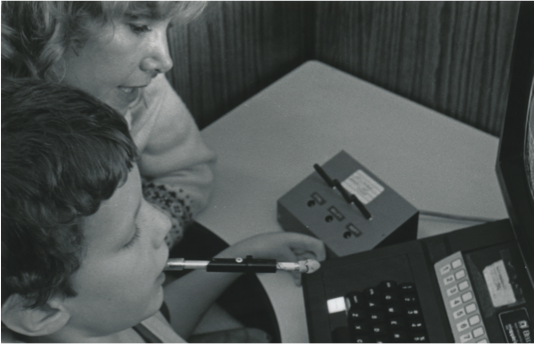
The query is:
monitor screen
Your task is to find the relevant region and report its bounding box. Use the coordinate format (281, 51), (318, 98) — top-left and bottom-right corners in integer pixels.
(495, 1), (534, 282)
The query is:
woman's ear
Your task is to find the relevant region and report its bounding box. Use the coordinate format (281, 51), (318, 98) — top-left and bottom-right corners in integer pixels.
(1, 294), (71, 337)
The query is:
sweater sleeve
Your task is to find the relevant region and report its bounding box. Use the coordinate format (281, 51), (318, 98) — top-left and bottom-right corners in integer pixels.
(129, 75), (216, 246)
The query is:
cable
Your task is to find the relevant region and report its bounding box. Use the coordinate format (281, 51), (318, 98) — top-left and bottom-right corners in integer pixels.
(419, 210), (499, 224)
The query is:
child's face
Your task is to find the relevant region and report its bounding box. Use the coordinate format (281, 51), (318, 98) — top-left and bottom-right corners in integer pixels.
(61, 165), (172, 336)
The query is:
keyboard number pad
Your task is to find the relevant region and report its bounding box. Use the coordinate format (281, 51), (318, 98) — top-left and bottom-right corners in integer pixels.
(434, 252), (488, 343)
(339, 281), (429, 343)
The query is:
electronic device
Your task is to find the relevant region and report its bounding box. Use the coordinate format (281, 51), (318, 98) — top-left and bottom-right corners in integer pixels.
(301, 3), (533, 343)
(277, 150), (419, 258)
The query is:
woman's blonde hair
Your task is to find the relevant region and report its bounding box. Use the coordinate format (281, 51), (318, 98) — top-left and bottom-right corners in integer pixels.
(2, 1), (205, 82)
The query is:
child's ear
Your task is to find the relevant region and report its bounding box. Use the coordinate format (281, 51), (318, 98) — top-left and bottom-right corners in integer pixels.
(1, 294), (71, 337)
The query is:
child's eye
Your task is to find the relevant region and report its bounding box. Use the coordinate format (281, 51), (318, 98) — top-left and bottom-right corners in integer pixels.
(129, 23), (151, 34)
(124, 225), (141, 249)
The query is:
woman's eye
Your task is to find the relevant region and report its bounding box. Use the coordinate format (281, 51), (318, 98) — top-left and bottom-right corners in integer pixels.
(129, 23), (151, 34)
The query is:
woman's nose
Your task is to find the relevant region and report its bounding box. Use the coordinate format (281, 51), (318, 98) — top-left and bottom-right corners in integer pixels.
(141, 30), (173, 75)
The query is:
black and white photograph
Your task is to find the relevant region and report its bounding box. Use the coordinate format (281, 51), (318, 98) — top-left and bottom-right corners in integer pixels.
(1, 2), (533, 343)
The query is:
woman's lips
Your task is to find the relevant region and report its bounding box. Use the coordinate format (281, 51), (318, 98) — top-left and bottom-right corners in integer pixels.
(118, 86), (140, 104)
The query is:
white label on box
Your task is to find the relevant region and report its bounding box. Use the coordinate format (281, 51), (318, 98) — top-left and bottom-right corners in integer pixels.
(483, 260), (516, 308)
(342, 170), (384, 205)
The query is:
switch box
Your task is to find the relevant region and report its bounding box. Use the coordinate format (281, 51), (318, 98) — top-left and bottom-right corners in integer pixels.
(277, 150), (419, 258)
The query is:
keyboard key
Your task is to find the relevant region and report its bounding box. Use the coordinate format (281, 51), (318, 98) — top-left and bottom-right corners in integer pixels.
(440, 264), (452, 275)
(391, 330), (408, 342)
(383, 292), (399, 303)
(462, 292), (473, 302)
(458, 280), (469, 291)
(469, 315), (480, 326)
(399, 283), (416, 292)
(388, 317), (405, 328)
(460, 332), (473, 342)
(411, 333), (428, 342)
(364, 287), (380, 298)
(452, 259), (462, 269)
(354, 335), (372, 343)
(455, 269), (466, 280)
(327, 296), (347, 314)
(465, 303), (477, 314)
(370, 324), (387, 336)
(456, 320), (470, 332)
(374, 336), (389, 343)
(348, 308), (368, 322)
(386, 304), (403, 316)
(409, 319), (425, 330)
(443, 275), (455, 285)
(367, 299), (382, 309)
(472, 327), (484, 338)
(379, 280), (397, 291)
(401, 294), (418, 304)
(405, 306), (422, 317)
(350, 322), (370, 334)
(345, 292), (364, 309)
(447, 285), (459, 296)
(453, 308), (466, 319)
(450, 297), (462, 308)
(369, 310), (385, 322)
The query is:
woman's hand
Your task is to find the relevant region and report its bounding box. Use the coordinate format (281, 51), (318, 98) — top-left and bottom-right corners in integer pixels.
(216, 232), (326, 286)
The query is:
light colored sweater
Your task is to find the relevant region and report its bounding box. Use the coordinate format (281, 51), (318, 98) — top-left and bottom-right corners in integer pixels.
(125, 74), (216, 247)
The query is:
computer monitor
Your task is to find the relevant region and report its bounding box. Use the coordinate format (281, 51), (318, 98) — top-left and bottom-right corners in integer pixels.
(495, 1), (534, 283)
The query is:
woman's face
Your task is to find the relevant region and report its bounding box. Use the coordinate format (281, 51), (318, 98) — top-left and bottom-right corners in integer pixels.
(60, 15), (174, 114)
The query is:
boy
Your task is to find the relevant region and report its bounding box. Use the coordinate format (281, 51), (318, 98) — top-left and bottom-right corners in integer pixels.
(1, 79), (325, 342)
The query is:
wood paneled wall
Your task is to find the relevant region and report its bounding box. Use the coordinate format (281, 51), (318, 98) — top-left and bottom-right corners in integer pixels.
(166, 2), (520, 136)
(314, 1), (519, 136)
(167, 2), (313, 129)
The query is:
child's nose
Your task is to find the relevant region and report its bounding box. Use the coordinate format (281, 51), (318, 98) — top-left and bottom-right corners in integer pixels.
(149, 204), (172, 249)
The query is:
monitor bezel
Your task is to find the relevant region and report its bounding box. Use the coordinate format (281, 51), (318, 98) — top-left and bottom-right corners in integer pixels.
(495, 1), (534, 282)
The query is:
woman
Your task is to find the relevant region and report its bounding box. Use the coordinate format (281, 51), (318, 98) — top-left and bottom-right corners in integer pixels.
(2, 2), (216, 248)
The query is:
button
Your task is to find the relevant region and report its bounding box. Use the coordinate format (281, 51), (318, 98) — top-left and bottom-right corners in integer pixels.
(409, 319), (424, 329)
(455, 269), (466, 279)
(459, 281), (469, 291)
(440, 264), (452, 275)
(402, 294), (417, 304)
(364, 287), (379, 297)
(405, 306), (422, 317)
(465, 303), (477, 314)
(369, 310), (385, 322)
(457, 320), (470, 332)
(388, 318), (405, 328)
(469, 315), (481, 326)
(399, 283), (416, 291)
(348, 308), (368, 322)
(460, 332), (473, 342)
(452, 259), (463, 269)
(450, 297), (462, 308)
(327, 296), (346, 314)
(370, 324), (387, 336)
(383, 292), (398, 303)
(462, 292), (473, 302)
(444, 275), (455, 285)
(345, 292), (364, 310)
(391, 331), (408, 342)
(379, 280), (397, 291)
(311, 192), (326, 205)
(453, 308), (466, 319)
(412, 333), (428, 342)
(351, 322), (370, 334)
(346, 223), (361, 237)
(328, 206), (345, 221)
(473, 327), (484, 338)
(447, 286), (459, 296)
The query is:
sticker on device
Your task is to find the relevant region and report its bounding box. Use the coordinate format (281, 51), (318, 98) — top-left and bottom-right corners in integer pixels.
(483, 260), (516, 308)
(342, 170), (384, 205)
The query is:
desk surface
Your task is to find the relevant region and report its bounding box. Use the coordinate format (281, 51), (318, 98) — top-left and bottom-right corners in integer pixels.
(197, 60), (508, 342)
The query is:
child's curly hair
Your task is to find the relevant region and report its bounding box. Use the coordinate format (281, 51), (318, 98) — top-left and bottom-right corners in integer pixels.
(2, 78), (139, 308)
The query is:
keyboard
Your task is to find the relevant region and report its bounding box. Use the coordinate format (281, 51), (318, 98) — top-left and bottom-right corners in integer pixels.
(434, 251), (489, 343)
(329, 280), (429, 342)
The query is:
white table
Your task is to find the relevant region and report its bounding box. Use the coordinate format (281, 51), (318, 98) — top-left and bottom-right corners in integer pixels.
(197, 60), (508, 342)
